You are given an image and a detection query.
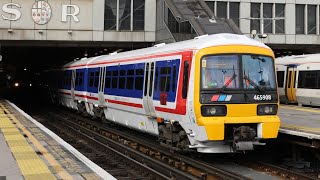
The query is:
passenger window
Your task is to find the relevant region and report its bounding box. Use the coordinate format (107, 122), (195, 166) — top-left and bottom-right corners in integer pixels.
(89, 72), (95, 87)
(298, 70), (319, 89)
(105, 71), (111, 88)
(112, 70), (118, 89)
(76, 72), (83, 87)
(94, 72), (99, 87)
(172, 65), (176, 92)
(135, 69), (144, 90)
(154, 67), (158, 91)
(160, 67), (171, 92)
(128, 69), (134, 75)
(65, 71), (72, 88)
(75, 72), (79, 86)
(79, 72), (83, 86)
(120, 70), (126, 76)
(144, 63), (149, 96)
(126, 69), (134, 89)
(182, 61), (189, 99)
(119, 70), (126, 89)
(276, 71), (284, 88)
(149, 62), (154, 97)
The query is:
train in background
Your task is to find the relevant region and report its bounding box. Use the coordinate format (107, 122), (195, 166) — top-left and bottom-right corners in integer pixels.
(57, 33), (280, 153)
(276, 54), (320, 106)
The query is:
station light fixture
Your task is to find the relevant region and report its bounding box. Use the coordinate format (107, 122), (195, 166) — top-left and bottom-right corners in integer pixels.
(68, 30), (72, 34)
(258, 34), (268, 39)
(38, 30), (44, 34)
(8, 29), (13, 33)
(251, 30), (257, 39)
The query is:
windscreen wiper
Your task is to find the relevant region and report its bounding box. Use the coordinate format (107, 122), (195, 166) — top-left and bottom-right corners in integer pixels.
(217, 73), (237, 93)
(251, 55), (266, 62)
(243, 75), (265, 92)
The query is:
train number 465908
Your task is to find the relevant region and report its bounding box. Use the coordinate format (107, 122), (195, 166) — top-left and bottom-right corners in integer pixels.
(253, 95), (272, 101)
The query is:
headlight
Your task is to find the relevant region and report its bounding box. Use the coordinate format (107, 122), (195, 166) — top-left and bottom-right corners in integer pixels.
(257, 104), (278, 115)
(201, 105), (227, 116)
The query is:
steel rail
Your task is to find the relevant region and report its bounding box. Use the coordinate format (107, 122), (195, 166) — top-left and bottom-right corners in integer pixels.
(251, 161), (318, 180)
(49, 112), (198, 180)
(55, 110), (251, 180)
(50, 108), (318, 180)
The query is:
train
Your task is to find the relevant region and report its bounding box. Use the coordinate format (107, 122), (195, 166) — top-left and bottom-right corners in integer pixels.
(276, 54), (320, 106)
(57, 33), (280, 153)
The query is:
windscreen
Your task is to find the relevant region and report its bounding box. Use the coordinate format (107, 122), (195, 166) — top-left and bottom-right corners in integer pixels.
(201, 54), (276, 90)
(201, 55), (240, 89)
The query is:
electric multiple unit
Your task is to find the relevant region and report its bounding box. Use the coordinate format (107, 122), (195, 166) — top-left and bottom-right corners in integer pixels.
(276, 54), (320, 106)
(58, 33), (280, 153)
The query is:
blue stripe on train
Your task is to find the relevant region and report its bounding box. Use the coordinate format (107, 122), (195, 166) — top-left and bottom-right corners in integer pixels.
(63, 58), (180, 102)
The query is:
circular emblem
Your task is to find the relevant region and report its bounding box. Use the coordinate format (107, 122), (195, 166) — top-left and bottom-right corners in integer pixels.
(31, 1), (52, 25)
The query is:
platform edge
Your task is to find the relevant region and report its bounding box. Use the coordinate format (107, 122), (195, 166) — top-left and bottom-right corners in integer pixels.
(6, 100), (116, 180)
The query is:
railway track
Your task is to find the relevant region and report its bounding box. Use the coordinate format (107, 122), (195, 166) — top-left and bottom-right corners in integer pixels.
(41, 114), (169, 179)
(42, 108), (250, 180)
(235, 159), (318, 180)
(34, 107), (318, 180)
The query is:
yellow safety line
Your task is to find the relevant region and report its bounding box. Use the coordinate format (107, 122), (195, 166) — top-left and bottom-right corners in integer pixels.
(0, 102), (72, 180)
(281, 105), (320, 113)
(0, 104), (56, 180)
(281, 123), (320, 134)
(8, 114), (73, 180)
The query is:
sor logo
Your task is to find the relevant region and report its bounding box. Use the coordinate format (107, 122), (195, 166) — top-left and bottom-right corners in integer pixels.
(31, 1), (52, 25)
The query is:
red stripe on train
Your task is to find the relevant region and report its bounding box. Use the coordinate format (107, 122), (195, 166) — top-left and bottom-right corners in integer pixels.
(60, 92), (186, 115)
(59, 92), (71, 95)
(105, 99), (143, 108)
(65, 50), (194, 69)
(155, 102), (186, 115)
(60, 92), (99, 100)
(75, 94), (99, 100)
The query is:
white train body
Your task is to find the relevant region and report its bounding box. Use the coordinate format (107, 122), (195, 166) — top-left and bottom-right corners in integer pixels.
(276, 54), (320, 106)
(58, 33), (280, 153)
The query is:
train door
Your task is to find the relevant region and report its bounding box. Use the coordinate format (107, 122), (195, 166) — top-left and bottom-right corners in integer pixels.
(285, 66), (297, 102)
(70, 70), (76, 102)
(143, 62), (156, 117)
(98, 67), (106, 106)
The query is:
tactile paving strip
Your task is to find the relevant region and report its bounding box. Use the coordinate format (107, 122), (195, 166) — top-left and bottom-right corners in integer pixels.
(0, 103), (56, 180)
(0, 100), (111, 179)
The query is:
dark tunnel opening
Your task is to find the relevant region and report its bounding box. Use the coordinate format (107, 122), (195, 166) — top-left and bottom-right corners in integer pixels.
(0, 43), (151, 109)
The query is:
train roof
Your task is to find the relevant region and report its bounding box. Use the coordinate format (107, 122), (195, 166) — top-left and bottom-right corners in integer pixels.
(64, 33), (271, 69)
(276, 54), (320, 65)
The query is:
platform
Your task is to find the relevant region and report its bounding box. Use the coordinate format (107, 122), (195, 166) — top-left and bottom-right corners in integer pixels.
(0, 100), (115, 180)
(279, 105), (320, 140)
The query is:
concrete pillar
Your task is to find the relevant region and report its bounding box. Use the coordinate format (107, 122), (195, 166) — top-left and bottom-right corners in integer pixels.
(285, 3), (295, 44)
(92, 1), (104, 28)
(239, 2), (251, 34)
(285, 3), (295, 35)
